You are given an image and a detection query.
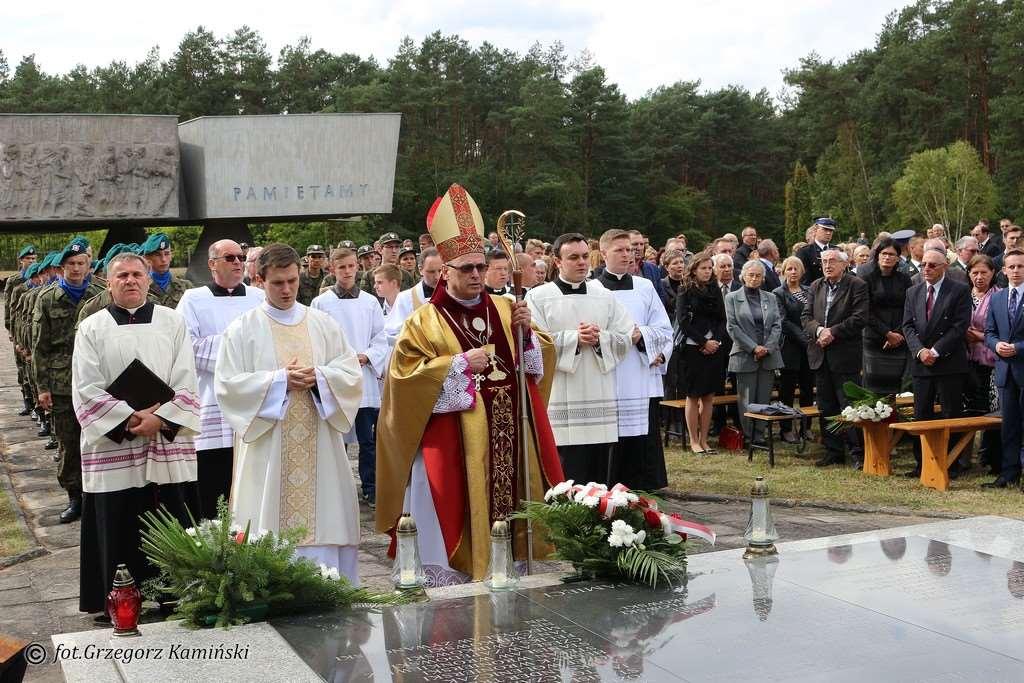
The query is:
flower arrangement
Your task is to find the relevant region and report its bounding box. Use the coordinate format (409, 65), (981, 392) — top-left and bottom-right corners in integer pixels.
(512, 482), (716, 588)
(826, 382), (911, 433)
(140, 500), (406, 628)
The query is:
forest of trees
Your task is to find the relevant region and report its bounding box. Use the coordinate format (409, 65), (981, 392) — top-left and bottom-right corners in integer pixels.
(1, 0), (1022, 252)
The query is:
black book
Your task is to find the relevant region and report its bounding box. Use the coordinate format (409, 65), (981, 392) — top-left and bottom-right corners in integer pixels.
(106, 359), (175, 409)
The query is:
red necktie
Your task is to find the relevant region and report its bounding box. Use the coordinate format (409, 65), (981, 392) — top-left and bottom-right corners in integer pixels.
(926, 285), (934, 320)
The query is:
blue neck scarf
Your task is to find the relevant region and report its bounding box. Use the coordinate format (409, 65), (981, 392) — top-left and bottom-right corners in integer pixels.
(151, 269), (172, 291)
(59, 275), (90, 304)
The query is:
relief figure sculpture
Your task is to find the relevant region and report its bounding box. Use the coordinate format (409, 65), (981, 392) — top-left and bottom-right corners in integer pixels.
(73, 144), (98, 217)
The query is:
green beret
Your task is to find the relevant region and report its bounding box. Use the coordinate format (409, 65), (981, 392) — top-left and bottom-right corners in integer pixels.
(91, 259), (101, 271)
(17, 244), (36, 259)
(139, 232), (171, 255)
(41, 251), (62, 269)
(60, 236), (91, 264)
(24, 263), (40, 279)
(125, 243), (141, 254)
(104, 243), (126, 260)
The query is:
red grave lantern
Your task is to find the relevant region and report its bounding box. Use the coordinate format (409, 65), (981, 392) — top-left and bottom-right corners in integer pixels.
(106, 564), (142, 637)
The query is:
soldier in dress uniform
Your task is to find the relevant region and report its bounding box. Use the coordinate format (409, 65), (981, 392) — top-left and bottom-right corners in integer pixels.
(32, 237), (105, 523)
(140, 232), (192, 308)
(297, 244), (328, 305)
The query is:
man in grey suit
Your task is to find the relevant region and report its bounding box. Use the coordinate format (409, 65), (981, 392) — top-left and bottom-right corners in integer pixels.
(982, 249), (1024, 489)
(725, 260), (783, 445)
(902, 246), (973, 478)
(801, 248), (869, 468)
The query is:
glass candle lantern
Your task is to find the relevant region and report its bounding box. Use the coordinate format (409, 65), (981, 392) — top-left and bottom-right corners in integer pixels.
(106, 564), (142, 637)
(392, 514), (426, 590)
(744, 555), (780, 621)
(743, 476), (779, 558)
(485, 520), (518, 591)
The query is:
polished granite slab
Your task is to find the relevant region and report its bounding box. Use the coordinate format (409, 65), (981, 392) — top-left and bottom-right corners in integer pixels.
(271, 533), (1024, 682)
(52, 516), (1024, 682)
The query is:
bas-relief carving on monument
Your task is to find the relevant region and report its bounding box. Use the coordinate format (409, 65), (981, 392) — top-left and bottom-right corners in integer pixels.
(0, 115), (180, 223)
(0, 142), (178, 220)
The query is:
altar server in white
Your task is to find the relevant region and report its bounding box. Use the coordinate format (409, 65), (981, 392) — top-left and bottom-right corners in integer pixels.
(215, 243), (364, 582)
(72, 252), (201, 619)
(526, 232), (634, 484)
(176, 239), (264, 518)
(311, 246), (389, 506)
(384, 247), (444, 346)
(596, 229), (673, 490)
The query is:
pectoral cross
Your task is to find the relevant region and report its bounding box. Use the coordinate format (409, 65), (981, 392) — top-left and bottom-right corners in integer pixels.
(472, 372), (485, 392)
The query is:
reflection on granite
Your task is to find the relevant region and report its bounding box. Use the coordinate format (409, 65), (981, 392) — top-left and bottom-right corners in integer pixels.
(273, 532), (1024, 682)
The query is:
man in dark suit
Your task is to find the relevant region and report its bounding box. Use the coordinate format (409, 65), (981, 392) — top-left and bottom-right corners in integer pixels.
(755, 239), (783, 292)
(796, 218), (837, 285)
(902, 247), (973, 477)
(982, 249), (1024, 489)
(734, 225), (758, 269)
(972, 222), (1003, 259)
(801, 248), (869, 467)
(993, 225), (1023, 288)
(711, 253), (742, 435)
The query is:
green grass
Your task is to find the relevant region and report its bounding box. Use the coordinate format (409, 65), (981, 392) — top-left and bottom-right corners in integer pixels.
(664, 438), (1024, 519)
(0, 484), (32, 559)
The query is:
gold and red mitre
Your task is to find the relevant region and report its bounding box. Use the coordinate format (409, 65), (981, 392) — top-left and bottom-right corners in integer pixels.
(425, 183), (485, 263)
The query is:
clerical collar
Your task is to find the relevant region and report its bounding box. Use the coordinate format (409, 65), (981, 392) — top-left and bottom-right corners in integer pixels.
(485, 285), (508, 296)
(555, 276), (587, 295)
(208, 282), (246, 297)
(261, 300), (306, 325)
(451, 293), (482, 308)
(422, 281), (436, 298)
(332, 283), (360, 299)
(106, 301), (155, 325)
(598, 270), (633, 291)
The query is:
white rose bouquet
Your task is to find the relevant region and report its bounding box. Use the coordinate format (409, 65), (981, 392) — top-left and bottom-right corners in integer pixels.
(827, 382), (909, 433)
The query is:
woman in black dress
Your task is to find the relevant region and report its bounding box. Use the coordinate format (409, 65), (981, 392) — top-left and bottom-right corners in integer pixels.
(861, 238), (912, 394)
(660, 249), (687, 399)
(674, 251), (728, 454)
(773, 256), (814, 443)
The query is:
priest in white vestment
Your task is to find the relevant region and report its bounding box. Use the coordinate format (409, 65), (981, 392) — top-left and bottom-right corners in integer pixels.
(176, 239), (264, 518)
(595, 229), (673, 490)
(72, 252), (201, 618)
(525, 232), (634, 485)
(311, 246), (389, 506)
(215, 243), (364, 582)
(384, 247), (443, 347)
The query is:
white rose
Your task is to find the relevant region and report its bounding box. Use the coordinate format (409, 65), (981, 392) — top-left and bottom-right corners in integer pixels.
(185, 527), (197, 537)
(581, 495), (600, 508)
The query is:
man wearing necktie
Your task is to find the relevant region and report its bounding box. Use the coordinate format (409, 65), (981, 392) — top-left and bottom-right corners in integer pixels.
(982, 249), (1024, 489)
(801, 248), (868, 468)
(902, 246), (972, 478)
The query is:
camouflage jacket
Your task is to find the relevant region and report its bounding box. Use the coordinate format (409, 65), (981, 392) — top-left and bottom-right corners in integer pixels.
(31, 281), (105, 396)
(4, 273), (25, 332)
(359, 267), (415, 295)
(297, 271), (327, 306)
(77, 288), (158, 326)
(148, 275), (193, 308)
(10, 281), (34, 352)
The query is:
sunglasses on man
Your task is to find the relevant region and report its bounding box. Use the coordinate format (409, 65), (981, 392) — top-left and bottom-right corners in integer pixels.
(212, 254), (244, 263)
(447, 263), (489, 274)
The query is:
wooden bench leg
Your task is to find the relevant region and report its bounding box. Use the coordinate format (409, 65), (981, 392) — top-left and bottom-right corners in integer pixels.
(861, 422), (893, 476)
(919, 428), (951, 491)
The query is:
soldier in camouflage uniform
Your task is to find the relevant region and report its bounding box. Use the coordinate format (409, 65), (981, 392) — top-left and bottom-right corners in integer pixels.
(32, 237), (104, 523)
(6, 244), (38, 415)
(297, 244), (328, 305)
(16, 253), (62, 442)
(140, 232), (192, 308)
(359, 232), (414, 295)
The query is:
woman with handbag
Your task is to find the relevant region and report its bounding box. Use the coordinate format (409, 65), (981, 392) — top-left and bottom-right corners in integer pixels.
(674, 251), (728, 454)
(725, 260), (784, 446)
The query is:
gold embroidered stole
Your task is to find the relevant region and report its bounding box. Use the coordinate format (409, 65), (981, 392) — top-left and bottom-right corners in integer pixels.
(268, 313), (318, 544)
(411, 286), (423, 310)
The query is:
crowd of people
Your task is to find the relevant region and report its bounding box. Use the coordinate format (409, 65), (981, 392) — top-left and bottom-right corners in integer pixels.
(3, 185), (1024, 612)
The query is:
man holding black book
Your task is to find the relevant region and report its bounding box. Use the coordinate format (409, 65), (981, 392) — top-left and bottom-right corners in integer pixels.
(72, 252), (201, 621)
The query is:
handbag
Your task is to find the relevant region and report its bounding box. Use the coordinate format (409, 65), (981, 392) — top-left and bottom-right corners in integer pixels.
(718, 424), (744, 451)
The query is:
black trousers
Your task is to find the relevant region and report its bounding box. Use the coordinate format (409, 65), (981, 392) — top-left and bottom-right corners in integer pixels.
(997, 374), (1024, 481)
(613, 399), (669, 491)
(558, 443), (613, 486)
(79, 481), (200, 613)
(196, 447), (234, 520)
(911, 373), (966, 469)
(779, 358), (814, 433)
(816, 369), (863, 460)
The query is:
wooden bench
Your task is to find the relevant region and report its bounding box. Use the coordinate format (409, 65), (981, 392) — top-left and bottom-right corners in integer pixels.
(890, 416), (1002, 491)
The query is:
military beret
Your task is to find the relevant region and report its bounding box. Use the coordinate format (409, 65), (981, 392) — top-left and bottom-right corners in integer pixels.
(139, 232), (171, 255)
(104, 243), (126, 260)
(40, 251), (61, 270)
(125, 243), (141, 254)
(357, 245), (373, 257)
(24, 262), (40, 279)
(60, 236), (91, 264)
(17, 244), (36, 259)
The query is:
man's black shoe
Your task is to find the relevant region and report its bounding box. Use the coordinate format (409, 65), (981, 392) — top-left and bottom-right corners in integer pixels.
(851, 459), (864, 470)
(45, 436), (58, 450)
(18, 400), (33, 416)
(59, 497), (82, 524)
(981, 476), (1020, 489)
(37, 422), (51, 437)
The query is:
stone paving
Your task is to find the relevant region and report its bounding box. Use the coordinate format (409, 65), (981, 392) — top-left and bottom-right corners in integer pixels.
(0, 334), (944, 682)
